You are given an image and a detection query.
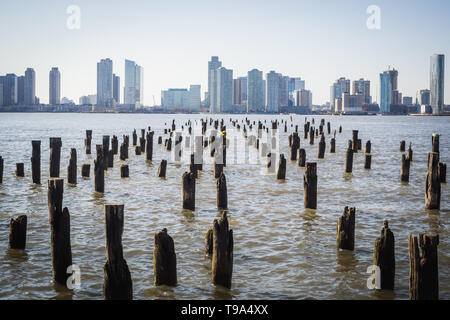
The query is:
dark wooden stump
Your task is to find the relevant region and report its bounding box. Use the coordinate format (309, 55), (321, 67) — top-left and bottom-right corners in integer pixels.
(345, 140), (353, 173)
(214, 158), (224, 179)
(352, 130), (358, 153)
(309, 127), (314, 145)
(153, 228), (177, 286)
(31, 140), (41, 184)
(339, 125), (342, 133)
(67, 148), (77, 184)
(158, 136), (162, 145)
(439, 163), (446, 183)
(182, 172), (195, 210)
(364, 154), (372, 170)
(205, 227), (213, 257)
(298, 148), (306, 167)
(49, 137), (62, 178)
(158, 160), (167, 178)
(85, 130), (92, 155)
(330, 138), (336, 153)
(277, 154), (286, 180)
(146, 131), (154, 161)
(337, 206), (355, 250)
(432, 134), (439, 154)
(103, 205), (133, 300)
(303, 162), (317, 209)
(400, 140), (406, 152)
(9, 215), (27, 250)
(290, 133), (299, 161)
(401, 154), (411, 182)
(120, 165), (129, 178)
(216, 172), (228, 210)
(132, 129), (137, 146)
(408, 233), (439, 300)
(94, 149), (105, 193)
(102, 136), (110, 171)
(373, 220), (395, 290)
(135, 146), (141, 155)
(212, 212), (233, 289)
(318, 134), (326, 159)
(81, 164), (90, 178)
(365, 140), (371, 154)
(0, 156), (3, 184)
(16, 163), (24, 177)
(407, 143), (413, 162)
(425, 152), (440, 209)
(47, 179), (72, 285)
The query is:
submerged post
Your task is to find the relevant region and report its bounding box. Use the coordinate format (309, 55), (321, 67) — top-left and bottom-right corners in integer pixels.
(303, 162), (317, 209)
(49, 137), (62, 178)
(16, 163), (24, 177)
(212, 212), (233, 289)
(158, 160), (167, 178)
(401, 154), (411, 182)
(95, 145), (105, 193)
(216, 172), (228, 210)
(67, 148), (77, 185)
(103, 205), (133, 300)
(373, 220), (395, 290)
(182, 172), (196, 210)
(85, 130), (92, 155)
(277, 154), (286, 180)
(425, 152), (440, 210)
(120, 165), (129, 178)
(153, 228), (177, 286)
(318, 134), (326, 159)
(81, 164), (90, 178)
(0, 156), (3, 184)
(337, 206), (355, 250)
(345, 140), (353, 173)
(298, 148), (306, 167)
(31, 140), (41, 184)
(9, 215), (27, 250)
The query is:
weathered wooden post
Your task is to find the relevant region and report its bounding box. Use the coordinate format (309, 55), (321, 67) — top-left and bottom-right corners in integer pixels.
(330, 138), (336, 153)
(425, 152), (440, 209)
(401, 154), (411, 182)
(158, 136), (162, 145)
(112, 136), (118, 155)
(135, 146), (141, 155)
(216, 172), (228, 210)
(81, 164), (90, 178)
(158, 160), (167, 178)
(67, 148), (77, 184)
(182, 172), (195, 210)
(277, 154), (286, 180)
(318, 134), (326, 159)
(31, 140), (41, 184)
(290, 133), (299, 161)
(132, 129), (137, 146)
(48, 178), (72, 285)
(344, 140), (353, 173)
(352, 130), (358, 152)
(438, 162), (446, 183)
(49, 137), (62, 178)
(407, 143), (413, 162)
(337, 206), (355, 250)
(102, 136), (110, 170)
(303, 162), (317, 209)
(95, 145), (105, 193)
(103, 205), (133, 300)
(120, 165), (129, 178)
(205, 227), (213, 257)
(16, 163), (24, 177)
(400, 140), (406, 152)
(327, 122), (331, 135)
(432, 133), (439, 154)
(365, 140), (371, 154)
(9, 215), (27, 250)
(0, 156), (3, 184)
(408, 233), (439, 300)
(339, 125), (342, 133)
(373, 220), (395, 290)
(212, 212), (233, 289)
(298, 148), (306, 167)
(85, 130), (92, 155)
(153, 228), (177, 286)
(309, 127), (314, 145)
(146, 131), (154, 161)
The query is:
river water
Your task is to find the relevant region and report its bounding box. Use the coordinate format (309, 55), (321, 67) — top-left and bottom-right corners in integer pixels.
(0, 113), (448, 300)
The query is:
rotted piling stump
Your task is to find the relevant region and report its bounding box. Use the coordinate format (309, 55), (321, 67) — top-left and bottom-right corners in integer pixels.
(277, 154), (286, 180)
(84, 130), (92, 155)
(158, 160), (167, 178)
(345, 140), (354, 173)
(9, 215), (27, 250)
(365, 140), (372, 154)
(290, 133), (300, 161)
(0, 156), (3, 184)
(102, 136), (110, 170)
(401, 154), (411, 182)
(67, 148), (77, 184)
(182, 172), (196, 210)
(330, 138), (336, 153)
(120, 165), (129, 178)
(31, 140), (41, 184)
(103, 205), (133, 300)
(309, 127), (314, 145)
(16, 163), (24, 177)
(318, 134), (326, 159)
(373, 220), (395, 290)
(303, 162), (317, 209)
(211, 212), (233, 289)
(153, 228), (177, 286)
(298, 148), (306, 167)
(408, 233), (439, 300)
(81, 164), (90, 178)
(205, 227), (213, 257)
(146, 131), (154, 161)
(94, 148), (105, 193)
(438, 163), (446, 183)
(135, 146), (141, 155)
(158, 136), (162, 145)
(327, 122), (331, 135)
(339, 126), (342, 133)
(364, 154), (372, 170)
(352, 130), (358, 153)
(47, 179), (73, 285)
(425, 152), (441, 210)
(432, 134), (439, 154)
(132, 130), (137, 146)
(49, 137), (62, 178)
(216, 172), (228, 210)
(400, 140), (406, 152)
(337, 206), (355, 250)
(407, 143), (413, 162)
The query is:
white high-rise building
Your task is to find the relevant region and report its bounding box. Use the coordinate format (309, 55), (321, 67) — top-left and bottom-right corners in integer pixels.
(294, 89), (312, 108)
(24, 68), (36, 105)
(49, 67), (61, 105)
(330, 77), (350, 111)
(214, 67), (233, 113)
(207, 56), (222, 106)
(278, 75), (289, 108)
(247, 69), (264, 113)
(352, 78), (371, 104)
(266, 71), (280, 113)
(97, 58), (114, 107)
(189, 85), (201, 111)
(124, 59), (144, 108)
(430, 54), (445, 115)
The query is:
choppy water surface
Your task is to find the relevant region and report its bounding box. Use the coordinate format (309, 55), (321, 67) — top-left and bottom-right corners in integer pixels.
(0, 113), (448, 300)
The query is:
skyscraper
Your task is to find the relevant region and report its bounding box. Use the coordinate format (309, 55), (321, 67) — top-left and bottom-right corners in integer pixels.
(189, 85), (201, 111)
(17, 76), (25, 105)
(266, 71), (280, 113)
(1, 74), (18, 106)
(124, 59), (143, 107)
(430, 54), (445, 115)
(232, 78), (243, 105)
(379, 71), (392, 114)
(330, 77), (350, 111)
(417, 89), (431, 105)
(113, 74), (120, 104)
(49, 67), (61, 105)
(97, 58), (113, 107)
(214, 67), (233, 113)
(247, 69), (264, 113)
(239, 76), (248, 103)
(352, 78), (371, 104)
(207, 56), (222, 107)
(278, 75), (289, 108)
(289, 77), (305, 105)
(24, 68), (36, 105)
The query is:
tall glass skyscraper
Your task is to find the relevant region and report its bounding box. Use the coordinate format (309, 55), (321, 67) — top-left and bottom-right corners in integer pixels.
(24, 68), (36, 105)
(215, 67), (233, 113)
(113, 74), (120, 104)
(97, 58), (113, 107)
(207, 56), (222, 107)
(124, 59), (143, 107)
(49, 67), (61, 105)
(379, 71), (392, 114)
(247, 69), (264, 113)
(430, 54), (445, 115)
(266, 71), (280, 113)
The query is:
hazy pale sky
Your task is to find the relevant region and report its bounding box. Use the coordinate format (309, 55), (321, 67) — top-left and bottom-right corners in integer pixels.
(0, 0), (449, 106)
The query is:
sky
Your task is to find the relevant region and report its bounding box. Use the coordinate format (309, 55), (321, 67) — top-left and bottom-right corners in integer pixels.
(0, 0), (449, 106)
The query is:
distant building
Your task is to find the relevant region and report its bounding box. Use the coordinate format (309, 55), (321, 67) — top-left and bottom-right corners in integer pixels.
(113, 74), (120, 104)
(417, 89), (431, 105)
(97, 58), (114, 107)
(207, 56), (222, 107)
(49, 67), (61, 105)
(289, 77), (305, 106)
(247, 69), (264, 113)
(266, 71), (280, 113)
(352, 79), (371, 104)
(430, 54), (445, 115)
(402, 96), (413, 106)
(189, 85), (201, 111)
(342, 93), (363, 113)
(379, 71), (392, 113)
(24, 68), (36, 105)
(215, 67), (233, 113)
(293, 89), (312, 108)
(79, 94), (97, 105)
(124, 59), (143, 108)
(162, 89), (189, 110)
(330, 77), (350, 111)
(232, 78), (244, 106)
(0, 74), (18, 106)
(17, 76), (25, 105)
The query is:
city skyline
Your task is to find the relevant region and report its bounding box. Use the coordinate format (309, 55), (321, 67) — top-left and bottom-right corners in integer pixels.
(0, 0), (449, 106)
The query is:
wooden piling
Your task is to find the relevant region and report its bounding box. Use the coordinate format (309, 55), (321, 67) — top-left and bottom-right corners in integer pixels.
(318, 134), (325, 159)
(16, 163), (24, 177)
(216, 172), (228, 210)
(47, 179), (72, 285)
(112, 136), (118, 155)
(400, 140), (406, 152)
(337, 206), (355, 250)
(120, 165), (129, 178)
(303, 162), (317, 209)
(345, 140), (353, 173)
(49, 137), (62, 178)
(277, 154), (286, 180)
(431, 134), (439, 154)
(94, 146), (105, 193)
(298, 148), (306, 167)
(103, 205), (133, 300)
(205, 227), (213, 257)
(182, 172), (195, 210)
(364, 154), (372, 170)
(211, 212), (233, 289)
(9, 215), (27, 250)
(146, 131), (154, 161)
(309, 127), (314, 145)
(425, 152), (440, 209)
(85, 130), (92, 155)
(31, 140), (41, 184)
(81, 164), (90, 178)
(158, 160), (167, 178)
(135, 146), (141, 155)
(373, 220), (395, 290)
(153, 228), (177, 286)
(330, 138), (335, 153)
(408, 233), (439, 300)
(365, 140), (371, 154)
(352, 130), (358, 152)
(401, 154), (411, 182)
(132, 129), (137, 146)
(407, 143), (413, 162)
(67, 148), (77, 184)
(290, 133), (299, 161)
(0, 156), (3, 184)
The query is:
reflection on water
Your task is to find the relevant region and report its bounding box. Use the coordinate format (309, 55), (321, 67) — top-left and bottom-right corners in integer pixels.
(0, 113), (448, 300)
